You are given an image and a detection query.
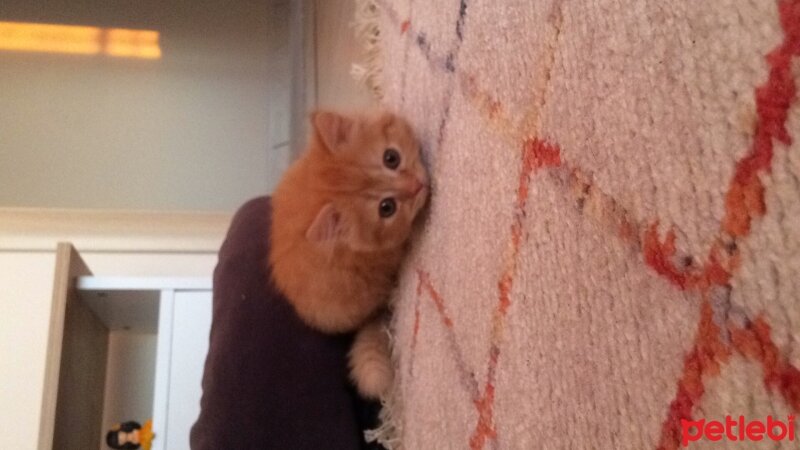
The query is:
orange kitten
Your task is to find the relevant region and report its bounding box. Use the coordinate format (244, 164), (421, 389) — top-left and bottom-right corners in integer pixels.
(269, 110), (428, 398)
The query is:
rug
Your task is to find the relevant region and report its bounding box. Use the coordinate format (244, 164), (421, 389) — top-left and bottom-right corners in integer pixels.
(356, 1), (800, 448)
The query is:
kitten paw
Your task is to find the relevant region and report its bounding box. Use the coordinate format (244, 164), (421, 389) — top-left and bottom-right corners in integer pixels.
(349, 320), (394, 399)
(353, 360), (393, 399)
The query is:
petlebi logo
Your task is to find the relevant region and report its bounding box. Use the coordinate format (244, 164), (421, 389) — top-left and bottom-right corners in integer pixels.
(681, 415), (796, 447)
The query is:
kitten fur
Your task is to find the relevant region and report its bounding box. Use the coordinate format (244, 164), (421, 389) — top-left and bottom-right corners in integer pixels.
(269, 110), (428, 398)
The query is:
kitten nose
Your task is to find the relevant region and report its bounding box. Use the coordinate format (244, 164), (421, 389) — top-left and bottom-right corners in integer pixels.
(400, 176), (424, 197)
(411, 178), (424, 195)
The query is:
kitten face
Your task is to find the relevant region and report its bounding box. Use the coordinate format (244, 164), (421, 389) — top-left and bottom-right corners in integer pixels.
(307, 110), (429, 252)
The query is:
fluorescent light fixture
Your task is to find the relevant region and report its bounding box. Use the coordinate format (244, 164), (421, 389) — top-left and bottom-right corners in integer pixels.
(0, 22), (161, 59)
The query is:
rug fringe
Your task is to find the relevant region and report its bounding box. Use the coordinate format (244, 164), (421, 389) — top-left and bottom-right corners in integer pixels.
(364, 318), (403, 449)
(351, 0), (384, 101)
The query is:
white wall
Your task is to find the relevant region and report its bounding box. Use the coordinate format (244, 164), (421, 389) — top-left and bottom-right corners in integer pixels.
(0, 1), (288, 443)
(0, 2), (379, 448)
(0, 0), (291, 212)
(0, 251), (57, 450)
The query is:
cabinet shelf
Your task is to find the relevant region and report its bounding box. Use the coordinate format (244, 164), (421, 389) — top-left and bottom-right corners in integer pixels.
(76, 277), (212, 333)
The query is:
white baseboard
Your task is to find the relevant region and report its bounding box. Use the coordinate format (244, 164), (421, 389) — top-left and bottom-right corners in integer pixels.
(0, 208), (231, 253)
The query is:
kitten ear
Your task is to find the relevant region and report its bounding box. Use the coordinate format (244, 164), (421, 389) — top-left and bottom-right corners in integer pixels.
(312, 111), (355, 152)
(306, 203), (343, 243)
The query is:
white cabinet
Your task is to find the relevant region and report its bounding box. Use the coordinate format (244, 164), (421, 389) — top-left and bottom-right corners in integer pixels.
(44, 245), (213, 450)
(153, 290), (213, 450)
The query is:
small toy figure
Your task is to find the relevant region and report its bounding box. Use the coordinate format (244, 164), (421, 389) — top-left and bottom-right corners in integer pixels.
(106, 419), (154, 450)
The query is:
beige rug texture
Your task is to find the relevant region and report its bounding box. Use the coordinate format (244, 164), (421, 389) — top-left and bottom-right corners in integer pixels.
(357, 1), (800, 449)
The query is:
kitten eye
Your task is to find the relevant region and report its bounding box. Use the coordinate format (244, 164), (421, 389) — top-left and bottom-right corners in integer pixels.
(378, 198), (397, 218)
(383, 148), (401, 170)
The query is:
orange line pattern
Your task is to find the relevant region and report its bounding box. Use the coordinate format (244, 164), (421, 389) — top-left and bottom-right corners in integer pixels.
(415, 140), (561, 449)
(469, 139), (561, 450)
(656, 300), (731, 450)
(390, 0), (800, 448)
(416, 269), (480, 396)
(654, 2), (800, 447)
(730, 318), (800, 411)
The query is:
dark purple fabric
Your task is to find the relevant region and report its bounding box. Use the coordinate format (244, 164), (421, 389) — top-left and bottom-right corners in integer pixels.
(190, 196), (369, 450)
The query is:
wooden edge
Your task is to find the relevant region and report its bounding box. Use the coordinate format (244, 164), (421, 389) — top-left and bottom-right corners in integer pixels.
(38, 243), (92, 450)
(0, 208), (231, 253)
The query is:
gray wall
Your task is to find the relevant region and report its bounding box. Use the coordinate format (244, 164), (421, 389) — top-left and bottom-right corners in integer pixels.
(0, 0), (291, 211)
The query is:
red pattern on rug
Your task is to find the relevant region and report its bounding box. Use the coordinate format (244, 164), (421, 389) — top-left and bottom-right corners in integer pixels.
(656, 300), (731, 450)
(469, 139), (561, 450)
(655, 1), (800, 447)
(390, 0), (800, 447)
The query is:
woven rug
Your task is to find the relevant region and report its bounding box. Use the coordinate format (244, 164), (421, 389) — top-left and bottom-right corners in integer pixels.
(357, 1), (800, 448)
